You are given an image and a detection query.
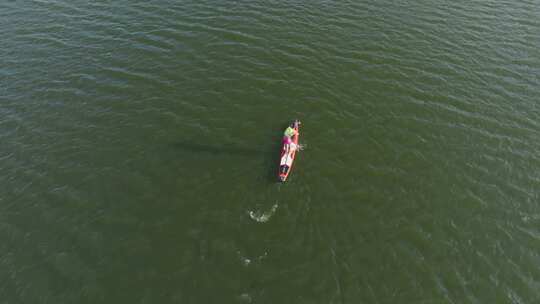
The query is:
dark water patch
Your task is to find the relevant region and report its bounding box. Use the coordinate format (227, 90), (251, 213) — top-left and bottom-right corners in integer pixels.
(171, 141), (266, 158)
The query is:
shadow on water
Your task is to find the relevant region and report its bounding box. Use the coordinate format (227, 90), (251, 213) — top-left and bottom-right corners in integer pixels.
(265, 140), (282, 183)
(171, 139), (283, 183)
(171, 141), (266, 157)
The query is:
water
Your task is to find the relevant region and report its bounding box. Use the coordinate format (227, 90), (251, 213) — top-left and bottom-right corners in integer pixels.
(1, 0), (540, 303)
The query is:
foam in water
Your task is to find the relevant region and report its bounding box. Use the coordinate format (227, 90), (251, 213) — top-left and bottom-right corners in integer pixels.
(248, 203), (278, 223)
(237, 251), (268, 267)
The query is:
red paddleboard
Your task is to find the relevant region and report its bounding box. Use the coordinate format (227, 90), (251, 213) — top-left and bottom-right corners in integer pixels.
(278, 120), (300, 182)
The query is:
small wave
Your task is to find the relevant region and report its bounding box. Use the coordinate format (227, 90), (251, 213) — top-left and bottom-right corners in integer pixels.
(237, 293), (252, 303)
(237, 251), (268, 267)
(248, 203), (278, 223)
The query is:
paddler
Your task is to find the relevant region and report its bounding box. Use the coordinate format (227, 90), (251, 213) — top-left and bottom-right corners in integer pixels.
(283, 124), (298, 151)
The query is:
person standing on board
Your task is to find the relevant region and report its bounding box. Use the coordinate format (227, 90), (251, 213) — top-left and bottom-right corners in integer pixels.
(283, 124), (298, 151)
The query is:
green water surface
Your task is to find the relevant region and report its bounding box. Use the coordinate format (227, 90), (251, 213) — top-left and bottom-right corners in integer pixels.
(1, 0), (540, 303)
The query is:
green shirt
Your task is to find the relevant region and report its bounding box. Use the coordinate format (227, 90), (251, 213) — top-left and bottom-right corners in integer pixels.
(284, 127), (296, 137)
